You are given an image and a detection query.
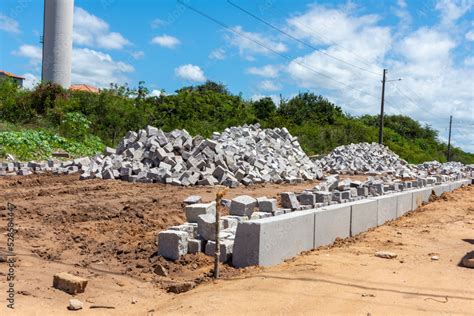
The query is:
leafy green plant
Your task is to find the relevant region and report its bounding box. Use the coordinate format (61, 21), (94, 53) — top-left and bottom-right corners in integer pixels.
(0, 130), (104, 161)
(59, 112), (91, 141)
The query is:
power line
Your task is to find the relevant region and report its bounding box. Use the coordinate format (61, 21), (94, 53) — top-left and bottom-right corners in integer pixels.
(236, 0), (381, 71)
(227, 0), (381, 77)
(179, 0), (383, 101)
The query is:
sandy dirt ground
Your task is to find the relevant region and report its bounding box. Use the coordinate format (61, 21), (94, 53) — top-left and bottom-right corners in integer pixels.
(0, 174), (473, 315)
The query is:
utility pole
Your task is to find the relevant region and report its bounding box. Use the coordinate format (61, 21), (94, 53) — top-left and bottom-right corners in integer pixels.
(378, 69), (387, 144)
(447, 115), (452, 162)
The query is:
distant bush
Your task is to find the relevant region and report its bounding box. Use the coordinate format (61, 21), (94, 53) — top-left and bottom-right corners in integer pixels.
(0, 79), (472, 164)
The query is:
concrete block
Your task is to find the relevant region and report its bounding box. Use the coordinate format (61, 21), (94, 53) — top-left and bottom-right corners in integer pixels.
(53, 272), (88, 295)
(371, 195), (397, 226)
(394, 192), (413, 217)
(314, 204), (351, 248)
(157, 230), (188, 260)
(188, 238), (204, 254)
(232, 209), (315, 267)
(230, 195), (257, 216)
(205, 239), (234, 262)
(298, 192), (315, 206)
(184, 202), (216, 223)
(258, 198), (277, 212)
(250, 211), (272, 220)
(432, 184), (449, 197)
(280, 192), (300, 209)
(349, 199), (378, 236)
(197, 214), (222, 241)
(357, 187), (368, 197)
(412, 188), (432, 210)
(169, 223), (198, 239)
(315, 191), (332, 203)
(183, 195), (202, 205)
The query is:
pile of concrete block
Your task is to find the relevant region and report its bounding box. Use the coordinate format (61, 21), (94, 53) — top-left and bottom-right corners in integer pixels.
(79, 124), (323, 186)
(0, 157), (91, 177)
(416, 161), (471, 177)
(314, 142), (416, 177)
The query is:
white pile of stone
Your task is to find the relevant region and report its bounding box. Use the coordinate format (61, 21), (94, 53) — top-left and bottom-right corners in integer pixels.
(416, 161), (471, 176)
(315, 142), (415, 177)
(80, 124), (323, 186)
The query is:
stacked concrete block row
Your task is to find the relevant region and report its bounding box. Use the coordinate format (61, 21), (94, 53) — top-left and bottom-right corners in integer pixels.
(157, 176), (470, 265)
(232, 180), (469, 268)
(0, 158), (92, 177)
(155, 175), (468, 264)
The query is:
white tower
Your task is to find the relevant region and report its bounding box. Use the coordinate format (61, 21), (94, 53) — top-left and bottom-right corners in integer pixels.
(42, 0), (74, 88)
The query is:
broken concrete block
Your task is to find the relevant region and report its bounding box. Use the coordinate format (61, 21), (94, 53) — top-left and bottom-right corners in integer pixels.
(184, 202), (216, 223)
(53, 272), (88, 295)
(157, 230), (188, 260)
(230, 195), (257, 216)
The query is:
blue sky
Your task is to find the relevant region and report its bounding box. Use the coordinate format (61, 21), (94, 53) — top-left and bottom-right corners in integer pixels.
(1, 0), (473, 152)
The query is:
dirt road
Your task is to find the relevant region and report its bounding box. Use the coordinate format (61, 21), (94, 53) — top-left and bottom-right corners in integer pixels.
(0, 175), (473, 315)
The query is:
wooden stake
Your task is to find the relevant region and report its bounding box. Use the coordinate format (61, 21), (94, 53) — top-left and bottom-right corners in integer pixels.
(214, 188), (227, 279)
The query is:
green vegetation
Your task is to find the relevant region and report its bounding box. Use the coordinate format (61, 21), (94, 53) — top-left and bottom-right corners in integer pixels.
(0, 78), (472, 164)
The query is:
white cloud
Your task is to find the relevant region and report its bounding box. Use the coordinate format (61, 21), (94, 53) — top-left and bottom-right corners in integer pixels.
(12, 45), (42, 65)
(282, 3), (473, 152)
(22, 73), (40, 89)
(151, 18), (166, 29)
(209, 48), (226, 60)
(251, 94), (281, 106)
(71, 48), (134, 87)
(435, 0), (473, 26)
(259, 80), (280, 91)
(0, 13), (20, 34)
(226, 25), (287, 59)
(151, 35), (181, 48)
(466, 30), (474, 41)
(13, 44), (134, 88)
(247, 65), (280, 78)
(73, 7), (130, 50)
(150, 89), (163, 97)
(131, 51), (145, 60)
(175, 64), (206, 82)
(465, 56), (474, 66)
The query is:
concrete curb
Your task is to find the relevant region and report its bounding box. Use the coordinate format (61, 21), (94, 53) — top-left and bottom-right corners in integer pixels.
(232, 180), (470, 268)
